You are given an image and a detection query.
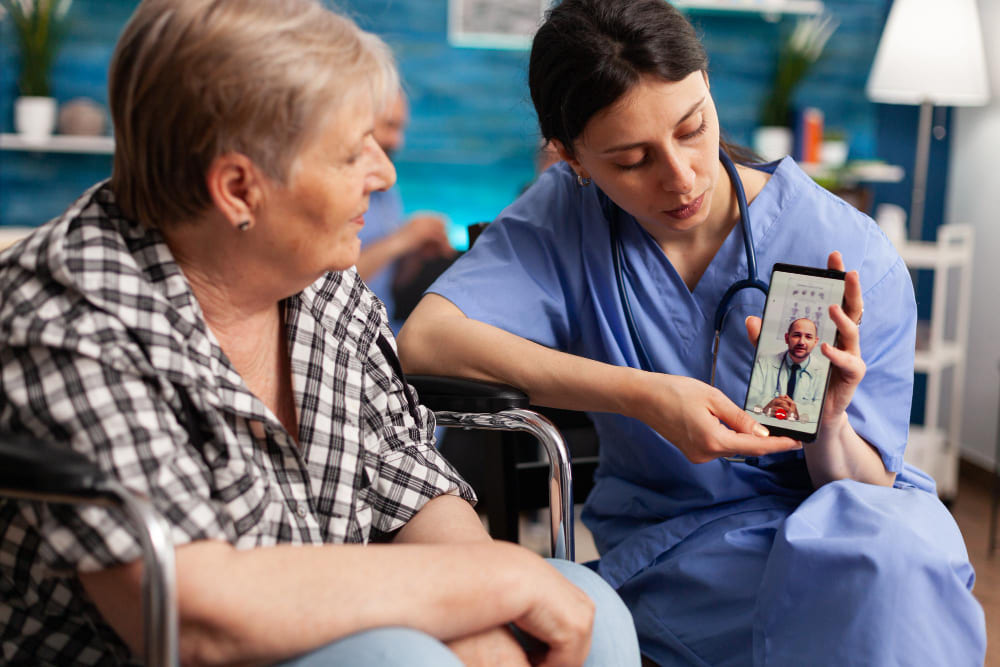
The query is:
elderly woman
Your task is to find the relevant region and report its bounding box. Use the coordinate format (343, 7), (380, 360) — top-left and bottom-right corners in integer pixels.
(0, 1), (640, 665)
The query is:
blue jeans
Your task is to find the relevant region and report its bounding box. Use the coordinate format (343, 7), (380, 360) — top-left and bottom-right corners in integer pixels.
(279, 558), (640, 666)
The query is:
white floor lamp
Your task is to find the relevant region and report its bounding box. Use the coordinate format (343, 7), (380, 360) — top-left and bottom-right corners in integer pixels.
(866, 0), (990, 242)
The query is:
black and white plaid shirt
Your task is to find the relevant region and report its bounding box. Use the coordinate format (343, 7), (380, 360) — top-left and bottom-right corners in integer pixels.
(0, 182), (475, 665)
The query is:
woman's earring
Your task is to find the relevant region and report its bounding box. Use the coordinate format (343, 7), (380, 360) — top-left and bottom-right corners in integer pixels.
(237, 220), (251, 232)
(576, 173), (592, 187)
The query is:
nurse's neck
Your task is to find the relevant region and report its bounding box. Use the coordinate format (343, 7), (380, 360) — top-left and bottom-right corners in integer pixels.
(660, 160), (768, 292)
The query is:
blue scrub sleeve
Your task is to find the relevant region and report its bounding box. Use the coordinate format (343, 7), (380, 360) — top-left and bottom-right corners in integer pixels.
(426, 167), (584, 351)
(849, 253), (916, 473)
(756, 167), (917, 474)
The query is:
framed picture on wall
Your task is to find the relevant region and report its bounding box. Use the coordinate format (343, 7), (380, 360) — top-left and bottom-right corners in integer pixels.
(448, 0), (550, 50)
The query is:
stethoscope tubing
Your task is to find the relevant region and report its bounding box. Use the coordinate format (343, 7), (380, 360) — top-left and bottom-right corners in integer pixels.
(606, 148), (769, 380)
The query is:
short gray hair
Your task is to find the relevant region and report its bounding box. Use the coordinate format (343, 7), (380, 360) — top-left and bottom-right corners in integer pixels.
(109, 0), (398, 227)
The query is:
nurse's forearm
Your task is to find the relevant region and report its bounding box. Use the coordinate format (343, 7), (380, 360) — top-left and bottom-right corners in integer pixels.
(805, 412), (896, 487)
(398, 293), (645, 416)
(400, 294), (799, 462)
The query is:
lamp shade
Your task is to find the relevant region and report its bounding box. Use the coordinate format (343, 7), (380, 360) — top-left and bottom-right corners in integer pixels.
(867, 0), (990, 106)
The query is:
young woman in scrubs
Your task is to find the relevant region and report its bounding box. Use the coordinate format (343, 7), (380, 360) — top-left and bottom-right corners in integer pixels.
(398, 0), (986, 663)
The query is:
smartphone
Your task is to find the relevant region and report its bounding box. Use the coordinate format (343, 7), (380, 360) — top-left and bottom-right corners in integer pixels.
(742, 263), (846, 442)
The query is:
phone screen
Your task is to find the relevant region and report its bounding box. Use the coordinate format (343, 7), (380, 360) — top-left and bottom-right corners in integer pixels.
(742, 263), (846, 441)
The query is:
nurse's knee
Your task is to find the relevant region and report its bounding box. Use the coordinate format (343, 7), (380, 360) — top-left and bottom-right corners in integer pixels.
(278, 627), (462, 667)
(790, 478), (976, 591)
(546, 558), (642, 666)
(767, 480), (984, 663)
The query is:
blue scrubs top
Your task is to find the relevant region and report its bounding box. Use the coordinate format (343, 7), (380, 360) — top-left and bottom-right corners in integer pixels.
(358, 187), (405, 333)
(428, 159), (985, 665)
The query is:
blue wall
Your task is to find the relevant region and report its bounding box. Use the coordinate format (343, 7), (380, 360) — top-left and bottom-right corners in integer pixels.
(339, 0), (538, 246)
(0, 0), (944, 424)
(350, 0), (900, 246)
(0, 1), (134, 228)
(2, 0), (941, 241)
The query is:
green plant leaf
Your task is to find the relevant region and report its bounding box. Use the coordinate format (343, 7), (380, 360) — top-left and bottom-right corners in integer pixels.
(758, 13), (839, 128)
(2, 0), (72, 97)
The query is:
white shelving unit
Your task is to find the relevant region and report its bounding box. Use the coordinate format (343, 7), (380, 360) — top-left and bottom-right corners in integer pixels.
(896, 224), (974, 499)
(0, 133), (114, 154)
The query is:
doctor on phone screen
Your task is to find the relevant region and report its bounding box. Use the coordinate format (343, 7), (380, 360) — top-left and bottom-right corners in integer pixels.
(747, 318), (824, 422)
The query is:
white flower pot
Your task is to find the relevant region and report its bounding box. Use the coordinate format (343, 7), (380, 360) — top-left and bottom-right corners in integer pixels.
(820, 139), (849, 168)
(752, 126), (793, 162)
(15, 96), (58, 141)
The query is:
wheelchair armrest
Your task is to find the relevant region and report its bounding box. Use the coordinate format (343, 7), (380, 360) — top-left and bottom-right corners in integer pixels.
(0, 433), (179, 666)
(407, 375), (529, 413)
(407, 376), (577, 559)
(0, 434), (106, 497)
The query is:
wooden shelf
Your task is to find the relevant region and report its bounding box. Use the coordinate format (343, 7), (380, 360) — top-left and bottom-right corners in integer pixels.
(0, 133), (114, 154)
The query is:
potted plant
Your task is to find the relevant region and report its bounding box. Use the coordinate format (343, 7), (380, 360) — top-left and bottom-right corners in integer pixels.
(820, 127), (849, 168)
(754, 13), (837, 161)
(1, 0), (73, 140)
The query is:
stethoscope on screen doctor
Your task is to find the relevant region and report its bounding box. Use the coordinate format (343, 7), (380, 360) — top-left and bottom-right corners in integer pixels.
(602, 147), (769, 387)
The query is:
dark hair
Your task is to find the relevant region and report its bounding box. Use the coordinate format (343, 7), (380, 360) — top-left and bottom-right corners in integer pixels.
(529, 0), (755, 162)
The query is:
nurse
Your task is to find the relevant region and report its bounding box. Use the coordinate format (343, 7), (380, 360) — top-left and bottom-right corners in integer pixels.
(399, 0), (986, 664)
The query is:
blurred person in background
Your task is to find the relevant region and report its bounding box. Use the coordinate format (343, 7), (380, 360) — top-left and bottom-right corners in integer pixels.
(355, 87), (456, 333)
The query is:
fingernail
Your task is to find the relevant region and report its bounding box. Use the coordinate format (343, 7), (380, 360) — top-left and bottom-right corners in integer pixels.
(753, 424), (769, 437)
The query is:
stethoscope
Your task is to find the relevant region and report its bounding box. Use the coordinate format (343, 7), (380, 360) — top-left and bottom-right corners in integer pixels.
(603, 148), (769, 387)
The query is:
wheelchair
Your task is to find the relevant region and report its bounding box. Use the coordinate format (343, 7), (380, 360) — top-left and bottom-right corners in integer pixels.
(0, 376), (578, 666)
(0, 434), (178, 667)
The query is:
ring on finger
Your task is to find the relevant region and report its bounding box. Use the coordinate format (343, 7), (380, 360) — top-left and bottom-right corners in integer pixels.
(855, 307), (863, 327)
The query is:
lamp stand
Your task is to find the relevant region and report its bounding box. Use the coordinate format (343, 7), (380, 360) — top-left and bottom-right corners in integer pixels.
(909, 100), (934, 241)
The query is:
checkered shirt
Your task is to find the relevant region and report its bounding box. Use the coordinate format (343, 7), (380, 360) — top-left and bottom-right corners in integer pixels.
(0, 182), (476, 665)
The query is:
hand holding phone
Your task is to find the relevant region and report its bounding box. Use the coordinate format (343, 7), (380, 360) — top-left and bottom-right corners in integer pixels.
(807, 253), (867, 427)
(742, 262), (846, 442)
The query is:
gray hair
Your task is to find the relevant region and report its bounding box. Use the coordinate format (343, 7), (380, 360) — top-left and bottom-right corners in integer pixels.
(109, 0), (398, 227)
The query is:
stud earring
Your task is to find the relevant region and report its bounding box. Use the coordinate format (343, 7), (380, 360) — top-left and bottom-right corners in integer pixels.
(576, 173), (592, 187)
(237, 220), (251, 232)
